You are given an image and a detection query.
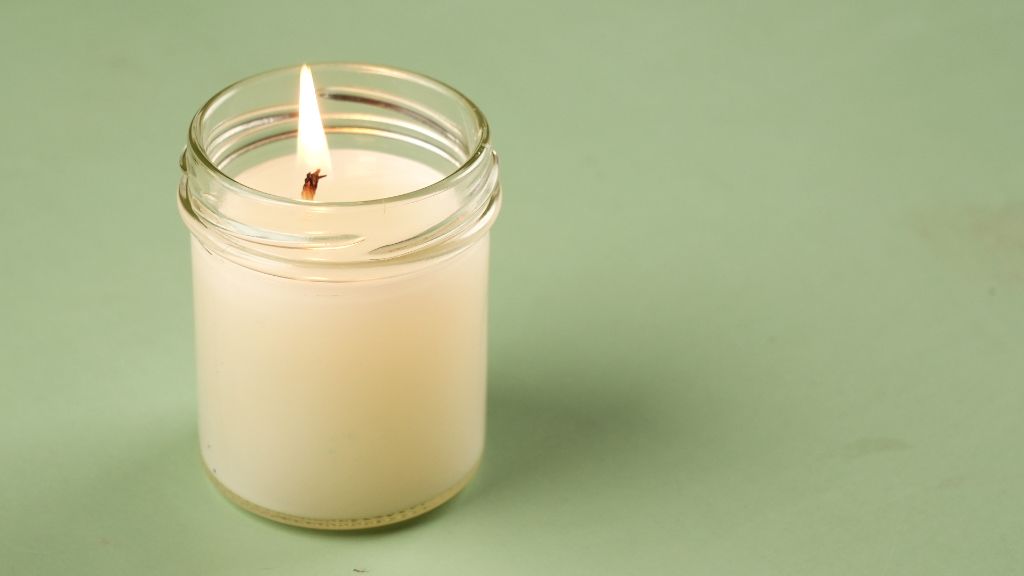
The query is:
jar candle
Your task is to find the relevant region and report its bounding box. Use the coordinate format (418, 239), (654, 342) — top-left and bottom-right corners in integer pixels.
(177, 63), (502, 529)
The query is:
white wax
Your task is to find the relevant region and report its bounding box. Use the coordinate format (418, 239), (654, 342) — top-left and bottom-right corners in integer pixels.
(235, 148), (444, 202)
(192, 149), (488, 523)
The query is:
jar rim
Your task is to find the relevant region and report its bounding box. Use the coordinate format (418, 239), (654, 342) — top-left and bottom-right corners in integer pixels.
(186, 62), (491, 208)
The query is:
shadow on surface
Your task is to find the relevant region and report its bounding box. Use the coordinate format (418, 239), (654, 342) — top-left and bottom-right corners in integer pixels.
(468, 365), (666, 502)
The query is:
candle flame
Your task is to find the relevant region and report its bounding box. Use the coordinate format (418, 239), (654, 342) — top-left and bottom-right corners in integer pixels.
(297, 64), (332, 174)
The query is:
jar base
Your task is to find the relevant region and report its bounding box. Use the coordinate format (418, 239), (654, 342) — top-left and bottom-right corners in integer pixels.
(203, 461), (480, 530)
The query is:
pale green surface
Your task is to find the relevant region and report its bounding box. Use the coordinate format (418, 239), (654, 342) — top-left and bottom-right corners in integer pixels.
(1, 1), (1022, 574)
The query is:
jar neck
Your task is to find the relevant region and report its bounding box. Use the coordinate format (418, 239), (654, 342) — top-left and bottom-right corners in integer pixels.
(178, 63), (501, 281)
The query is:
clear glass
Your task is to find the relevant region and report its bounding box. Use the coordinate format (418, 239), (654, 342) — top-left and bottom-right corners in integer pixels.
(178, 63), (501, 529)
(180, 62), (501, 280)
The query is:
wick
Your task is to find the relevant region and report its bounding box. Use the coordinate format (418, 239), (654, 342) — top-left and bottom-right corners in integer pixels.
(301, 169), (327, 200)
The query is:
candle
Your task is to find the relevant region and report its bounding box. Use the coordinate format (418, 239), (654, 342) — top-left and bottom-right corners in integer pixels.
(178, 64), (501, 529)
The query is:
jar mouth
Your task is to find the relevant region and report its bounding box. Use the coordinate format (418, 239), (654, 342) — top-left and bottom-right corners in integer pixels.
(186, 62), (490, 208)
(179, 62), (501, 280)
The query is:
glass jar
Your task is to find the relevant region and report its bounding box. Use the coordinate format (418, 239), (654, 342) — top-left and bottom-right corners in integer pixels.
(177, 63), (501, 529)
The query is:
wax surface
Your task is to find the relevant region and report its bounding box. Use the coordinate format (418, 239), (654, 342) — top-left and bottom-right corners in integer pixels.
(235, 149), (447, 202)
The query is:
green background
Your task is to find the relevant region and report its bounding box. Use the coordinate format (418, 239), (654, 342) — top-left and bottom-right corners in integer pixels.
(1, 1), (1022, 574)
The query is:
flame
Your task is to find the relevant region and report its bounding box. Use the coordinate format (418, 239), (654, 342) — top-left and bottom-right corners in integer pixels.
(297, 64), (332, 174)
